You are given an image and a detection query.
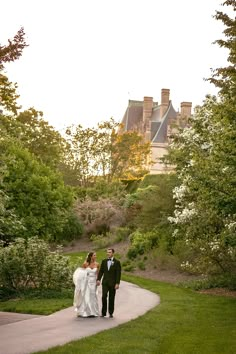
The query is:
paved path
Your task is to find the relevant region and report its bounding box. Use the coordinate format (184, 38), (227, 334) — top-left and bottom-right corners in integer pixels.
(0, 281), (160, 354)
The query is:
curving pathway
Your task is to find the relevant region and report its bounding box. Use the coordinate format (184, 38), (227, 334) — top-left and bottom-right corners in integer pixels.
(0, 281), (160, 354)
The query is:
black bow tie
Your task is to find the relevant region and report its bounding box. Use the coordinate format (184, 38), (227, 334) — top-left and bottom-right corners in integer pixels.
(108, 258), (112, 261)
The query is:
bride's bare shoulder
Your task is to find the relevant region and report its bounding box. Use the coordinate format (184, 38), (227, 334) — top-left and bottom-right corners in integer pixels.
(82, 261), (89, 268)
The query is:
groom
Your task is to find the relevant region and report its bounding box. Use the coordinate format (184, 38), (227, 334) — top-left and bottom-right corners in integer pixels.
(97, 248), (121, 318)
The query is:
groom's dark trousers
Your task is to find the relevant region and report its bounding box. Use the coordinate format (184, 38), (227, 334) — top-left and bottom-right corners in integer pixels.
(97, 258), (121, 316)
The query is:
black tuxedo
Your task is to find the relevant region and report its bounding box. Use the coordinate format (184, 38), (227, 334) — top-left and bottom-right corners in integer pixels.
(97, 257), (121, 316)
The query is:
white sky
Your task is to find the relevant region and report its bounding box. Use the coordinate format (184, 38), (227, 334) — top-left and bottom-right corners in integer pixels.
(1, 0), (229, 132)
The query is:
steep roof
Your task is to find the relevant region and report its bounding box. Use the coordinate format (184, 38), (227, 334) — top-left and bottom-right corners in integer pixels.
(122, 102), (143, 131)
(121, 99), (178, 144)
(151, 101), (177, 143)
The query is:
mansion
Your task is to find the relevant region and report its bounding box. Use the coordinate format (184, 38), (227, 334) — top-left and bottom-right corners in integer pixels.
(119, 88), (192, 173)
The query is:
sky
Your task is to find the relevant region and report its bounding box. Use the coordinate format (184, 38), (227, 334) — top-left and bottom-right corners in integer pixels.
(1, 0), (229, 132)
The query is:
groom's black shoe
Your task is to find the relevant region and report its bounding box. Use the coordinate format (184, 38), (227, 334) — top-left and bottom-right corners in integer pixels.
(109, 314), (113, 318)
(101, 314), (106, 317)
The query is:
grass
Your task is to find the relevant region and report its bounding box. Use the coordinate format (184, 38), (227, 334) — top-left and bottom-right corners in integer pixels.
(33, 274), (236, 354)
(1, 251), (235, 353)
(65, 249), (122, 268)
(0, 298), (73, 315)
(0, 289), (74, 315)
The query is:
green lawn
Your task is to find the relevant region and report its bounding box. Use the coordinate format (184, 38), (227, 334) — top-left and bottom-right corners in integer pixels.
(1, 251), (235, 353)
(65, 249), (122, 267)
(33, 274), (235, 354)
(0, 297), (73, 315)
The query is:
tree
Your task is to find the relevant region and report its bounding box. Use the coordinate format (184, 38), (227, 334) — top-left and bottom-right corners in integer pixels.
(207, 0), (236, 100)
(64, 118), (151, 186)
(109, 130), (150, 181)
(0, 108), (68, 169)
(0, 28), (28, 114)
(0, 137), (76, 242)
(166, 0), (236, 275)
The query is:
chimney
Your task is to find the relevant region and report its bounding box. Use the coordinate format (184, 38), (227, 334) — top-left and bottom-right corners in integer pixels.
(180, 102), (192, 118)
(143, 96), (153, 122)
(143, 96), (153, 141)
(160, 88), (170, 117)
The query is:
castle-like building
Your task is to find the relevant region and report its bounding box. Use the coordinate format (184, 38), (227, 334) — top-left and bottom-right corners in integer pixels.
(119, 88), (192, 174)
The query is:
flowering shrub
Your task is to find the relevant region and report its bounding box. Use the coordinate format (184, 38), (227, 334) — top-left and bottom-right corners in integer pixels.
(75, 196), (125, 235)
(0, 237), (73, 291)
(166, 94), (236, 275)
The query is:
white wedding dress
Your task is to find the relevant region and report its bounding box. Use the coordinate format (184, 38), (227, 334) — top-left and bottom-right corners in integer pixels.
(73, 267), (99, 317)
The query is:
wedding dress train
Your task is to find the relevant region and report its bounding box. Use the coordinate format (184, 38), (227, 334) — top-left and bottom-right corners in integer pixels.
(73, 267), (99, 317)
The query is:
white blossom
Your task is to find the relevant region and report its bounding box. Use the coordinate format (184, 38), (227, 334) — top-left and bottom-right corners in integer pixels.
(200, 142), (212, 151)
(225, 221), (236, 231)
(209, 241), (220, 251)
(168, 203), (196, 224)
(222, 166), (229, 173)
(173, 184), (188, 201)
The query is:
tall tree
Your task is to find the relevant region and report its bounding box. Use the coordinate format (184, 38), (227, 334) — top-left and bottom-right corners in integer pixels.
(0, 137), (75, 242)
(64, 118), (151, 187)
(0, 28), (27, 114)
(0, 108), (68, 169)
(166, 0), (236, 275)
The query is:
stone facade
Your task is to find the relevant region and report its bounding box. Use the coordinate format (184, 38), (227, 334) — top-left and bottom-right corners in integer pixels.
(120, 89), (192, 174)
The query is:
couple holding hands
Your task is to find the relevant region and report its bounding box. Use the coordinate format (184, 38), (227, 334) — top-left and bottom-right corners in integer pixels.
(73, 248), (121, 318)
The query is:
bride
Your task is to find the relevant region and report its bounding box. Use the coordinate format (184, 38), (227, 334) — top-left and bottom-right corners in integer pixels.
(73, 251), (100, 317)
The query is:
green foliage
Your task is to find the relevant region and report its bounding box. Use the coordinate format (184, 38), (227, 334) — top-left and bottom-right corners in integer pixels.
(122, 264), (134, 272)
(64, 118), (151, 186)
(180, 273), (236, 291)
(124, 175), (177, 256)
(110, 130), (151, 181)
(113, 226), (131, 242)
(0, 109), (69, 173)
(17, 108), (67, 169)
(120, 178), (142, 193)
(122, 259), (135, 271)
(75, 179), (127, 201)
(138, 173), (171, 188)
(0, 138), (76, 242)
(127, 230), (159, 259)
(90, 232), (115, 249)
(137, 261), (146, 270)
(207, 0), (236, 99)
(165, 1), (236, 276)
(58, 212), (83, 243)
(0, 189), (25, 243)
(0, 28), (27, 114)
(127, 247), (138, 259)
(0, 237), (73, 292)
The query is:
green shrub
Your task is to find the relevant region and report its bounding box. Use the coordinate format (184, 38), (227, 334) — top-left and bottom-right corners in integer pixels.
(0, 140), (75, 243)
(114, 227), (131, 242)
(138, 261), (146, 270)
(123, 264), (134, 272)
(90, 232), (117, 249)
(0, 237), (73, 292)
(179, 273), (236, 291)
(122, 259), (132, 267)
(128, 229), (159, 257)
(58, 212), (83, 242)
(127, 247), (138, 259)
